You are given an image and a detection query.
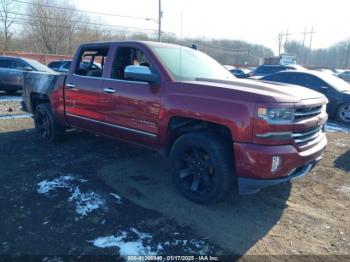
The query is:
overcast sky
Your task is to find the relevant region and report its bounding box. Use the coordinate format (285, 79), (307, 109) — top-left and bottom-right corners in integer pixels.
(75, 0), (350, 54)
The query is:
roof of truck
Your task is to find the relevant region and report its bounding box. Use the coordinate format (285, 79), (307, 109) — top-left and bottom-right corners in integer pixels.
(78, 40), (183, 49)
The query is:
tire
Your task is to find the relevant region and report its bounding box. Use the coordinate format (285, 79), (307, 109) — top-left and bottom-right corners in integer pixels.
(169, 131), (234, 204)
(34, 103), (65, 143)
(337, 103), (350, 124)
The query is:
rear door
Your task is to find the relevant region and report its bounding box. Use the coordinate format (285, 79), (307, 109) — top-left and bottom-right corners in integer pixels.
(64, 45), (111, 132)
(99, 44), (162, 146)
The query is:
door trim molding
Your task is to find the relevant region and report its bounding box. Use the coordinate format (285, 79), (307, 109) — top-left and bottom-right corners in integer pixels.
(66, 113), (157, 138)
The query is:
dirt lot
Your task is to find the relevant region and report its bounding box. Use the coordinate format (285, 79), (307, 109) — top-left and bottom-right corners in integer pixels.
(0, 95), (350, 261)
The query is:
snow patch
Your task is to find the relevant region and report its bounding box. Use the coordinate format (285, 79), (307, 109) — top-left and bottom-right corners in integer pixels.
(69, 187), (106, 216)
(37, 176), (105, 218)
(91, 228), (212, 256)
(160, 239), (211, 255)
(37, 176), (77, 194)
(0, 114), (32, 120)
(109, 193), (122, 204)
(338, 185), (350, 197)
(326, 123), (350, 133)
(91, 229), (157, 256)
(0, 96), (22, 102)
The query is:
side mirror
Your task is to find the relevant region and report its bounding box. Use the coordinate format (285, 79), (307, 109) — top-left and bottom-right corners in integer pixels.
(124, 65), (159, 83)
(22, 66), (33, 71)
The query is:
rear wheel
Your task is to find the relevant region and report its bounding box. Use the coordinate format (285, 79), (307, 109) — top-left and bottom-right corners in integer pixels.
(169, 131), (234, 204)
(337, 103), (350, 124)
(34, 103), (65, 143)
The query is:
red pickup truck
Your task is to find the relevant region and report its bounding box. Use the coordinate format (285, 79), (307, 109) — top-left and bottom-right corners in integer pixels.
(22, 41), (328, 204)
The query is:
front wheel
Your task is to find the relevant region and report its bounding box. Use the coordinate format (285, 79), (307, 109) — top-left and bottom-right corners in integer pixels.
(169, 131), (234, 204)
(337, 103), (350, 124)
(34, 103), (65, 143)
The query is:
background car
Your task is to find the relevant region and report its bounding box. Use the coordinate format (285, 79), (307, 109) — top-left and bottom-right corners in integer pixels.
(337, 70), (350, 82)
(48, 60), (102, 73)
(223, 65), (235, 71)
(250, 64), (307, 78)
(229, 68), (252, 78)
(261, 70), (350, 123)
(0, 56), (53, 95)
(315, 68), (335, 75)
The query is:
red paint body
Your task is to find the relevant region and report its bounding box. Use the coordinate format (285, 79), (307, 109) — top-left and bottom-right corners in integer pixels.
(34, 41), (328, 185)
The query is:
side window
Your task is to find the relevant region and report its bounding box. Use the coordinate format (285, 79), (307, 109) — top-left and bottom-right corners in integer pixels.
(294, 74), (326, 90)
(111, 47), (151, 80)
(62, 62), (71, 70)
(0, 59), (10, 68)
(48, 61), (61, 68)
(74, 47), (108, 77)
(263, 74), (281, 82)
(11, 60), (28, 70)
(279, 73), (298, 84)
(309, 76), (328, 89)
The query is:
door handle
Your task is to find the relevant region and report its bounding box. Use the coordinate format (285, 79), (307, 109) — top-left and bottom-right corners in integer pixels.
(66, 83), (79, 91)
(103, 88), (116, 94)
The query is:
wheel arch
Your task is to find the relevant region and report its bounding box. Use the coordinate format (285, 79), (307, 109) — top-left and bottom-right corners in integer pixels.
(164, 115), (234, 156)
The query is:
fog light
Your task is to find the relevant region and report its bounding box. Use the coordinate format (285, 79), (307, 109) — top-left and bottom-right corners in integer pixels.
(271, 156), (282, 173)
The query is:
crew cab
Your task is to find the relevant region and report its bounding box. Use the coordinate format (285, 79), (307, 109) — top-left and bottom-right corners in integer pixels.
(22, 41), (328, 204)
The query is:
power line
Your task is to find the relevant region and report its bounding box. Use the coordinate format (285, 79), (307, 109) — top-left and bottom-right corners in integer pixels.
(0, 17), (158, 35)
(2, 11), (158, 32)
(12, 0), (150, 21)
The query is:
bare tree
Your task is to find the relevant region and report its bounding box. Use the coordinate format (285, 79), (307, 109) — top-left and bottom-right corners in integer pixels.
(27, 0), (78, 54)
(0, 0), (17, 51)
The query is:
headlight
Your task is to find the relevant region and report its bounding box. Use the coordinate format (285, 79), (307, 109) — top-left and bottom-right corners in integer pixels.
(257, 107), (295, 124)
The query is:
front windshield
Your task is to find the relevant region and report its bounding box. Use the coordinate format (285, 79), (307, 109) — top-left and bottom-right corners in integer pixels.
(152, 46), (235, 81)
(320, 73), (350, 92)
(24, 58), (54, 73)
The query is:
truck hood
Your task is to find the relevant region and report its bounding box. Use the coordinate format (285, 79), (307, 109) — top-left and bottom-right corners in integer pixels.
(193, 78), (326, 103)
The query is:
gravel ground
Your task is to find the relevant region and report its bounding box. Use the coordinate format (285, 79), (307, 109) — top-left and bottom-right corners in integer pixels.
(0, 97), (349, 261)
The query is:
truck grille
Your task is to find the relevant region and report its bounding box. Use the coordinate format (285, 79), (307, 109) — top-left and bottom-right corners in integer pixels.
(294, 105), (323, 119)
(293, 104), (325, 149)
(292, 126), (322, 147)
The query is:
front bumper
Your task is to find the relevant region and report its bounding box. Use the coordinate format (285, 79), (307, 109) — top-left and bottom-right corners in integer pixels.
(234, 135), (327, 195)
(238, 157), (321, 195)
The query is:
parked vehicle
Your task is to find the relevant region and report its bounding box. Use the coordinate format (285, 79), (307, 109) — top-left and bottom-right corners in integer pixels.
(229, 68), (252, 78)
(223, 65), (235, 71)
(337, 70), (350, 82)
(251, 64), (306, 78)
(332, 69), (345, 74)
(315, 69), (335, 75)
(48, 60), (102, 73)
(22, 41), (328, 204)
(0, 56), (53, 95)
(261, 70), (350, 123)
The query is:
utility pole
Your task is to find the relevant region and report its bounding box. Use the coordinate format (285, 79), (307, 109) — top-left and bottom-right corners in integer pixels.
(158, 0), (162, 42)
(278, 30), (291, 55)
(302, 27), (316, 65)
(345, 39), (350, 69)
(301, 27), (307, 64)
